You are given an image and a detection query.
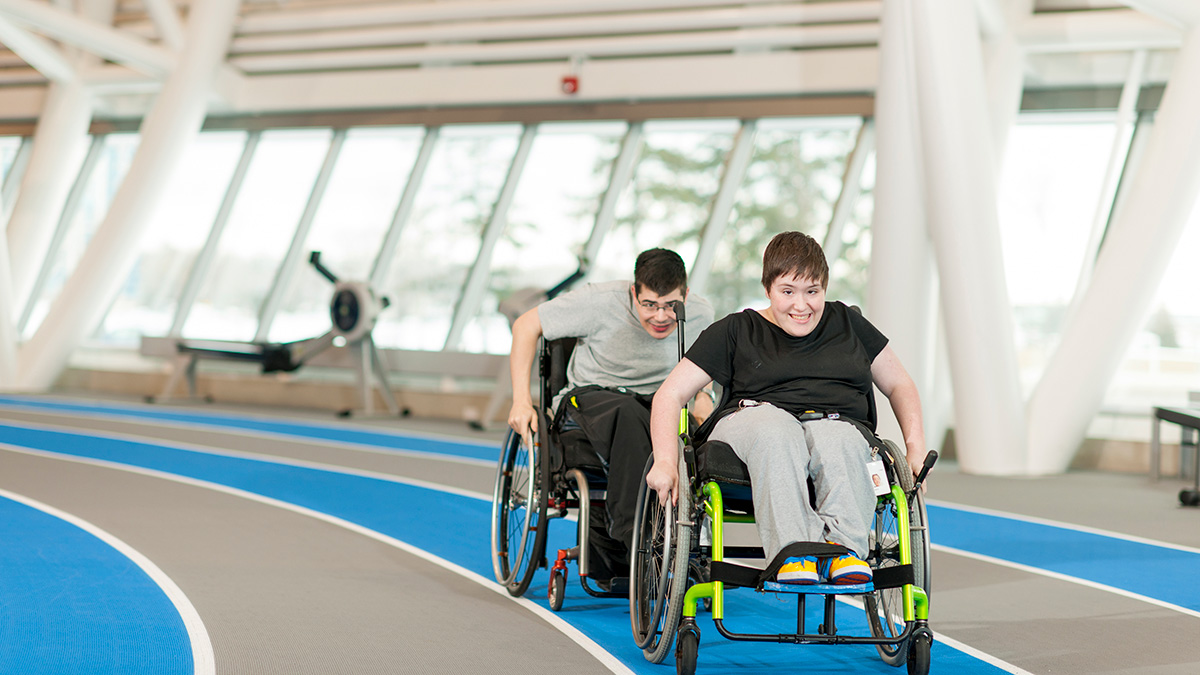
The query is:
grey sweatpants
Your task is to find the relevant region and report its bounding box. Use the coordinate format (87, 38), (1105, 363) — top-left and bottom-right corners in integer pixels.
(708, 403), (877, 561)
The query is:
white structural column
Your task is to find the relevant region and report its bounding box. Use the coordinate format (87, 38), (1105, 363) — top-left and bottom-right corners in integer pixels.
(5, 81), (93, 313)
(17, 135), (106, 335)
(979, 0), (1033, 160)
(0, 232), (15, 385)
(17, 0), (243, 390)
(1027, 24), (1200, 473)
(867, 0), (941, 451)
(908, 0), (1027, 474)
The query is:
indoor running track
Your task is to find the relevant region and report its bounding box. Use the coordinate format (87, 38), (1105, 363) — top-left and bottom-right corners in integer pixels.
(1, 395), (1198, 674)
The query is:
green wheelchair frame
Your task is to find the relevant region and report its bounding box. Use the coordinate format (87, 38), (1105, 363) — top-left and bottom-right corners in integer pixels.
(630, 411), (936, 675)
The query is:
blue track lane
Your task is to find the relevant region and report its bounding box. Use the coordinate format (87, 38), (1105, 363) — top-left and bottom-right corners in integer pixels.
(0, 395), (497, 463)
(0, 495), (192, 675)
(0, 420), (1002, 674)
(927, 505), (1200, 612)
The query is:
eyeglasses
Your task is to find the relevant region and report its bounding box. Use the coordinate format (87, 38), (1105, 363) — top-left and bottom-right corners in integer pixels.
(637, 299), (679, 314)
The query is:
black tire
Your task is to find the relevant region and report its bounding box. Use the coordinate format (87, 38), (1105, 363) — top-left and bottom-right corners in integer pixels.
(675, 622), (700, 675)
(865, 440), (931, 666)
(1180, 489), (1200, 507)
(490, 428), (548, 597)
(907, 627), (933, 675)
(630, 449), (692, 663)
(549, 570), (566, 611)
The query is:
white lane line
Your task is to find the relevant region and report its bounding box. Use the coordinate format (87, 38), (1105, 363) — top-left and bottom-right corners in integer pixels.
(0, 417), (493, 502)
(0, 444), (634, 675)
(0, 400), (497, 467)
(0, 395), (498, 450)
(929, 499), (1200, 555)
(0, 486), (216, 675)
(929, 632), (1036, 675)
(835, 596), (1036, 675)
(933, 543), (1200, 620)
(0, 439), (1034, 675)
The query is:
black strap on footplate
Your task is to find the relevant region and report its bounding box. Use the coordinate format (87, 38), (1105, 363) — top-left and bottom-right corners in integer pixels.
(709, 541), (914, 591)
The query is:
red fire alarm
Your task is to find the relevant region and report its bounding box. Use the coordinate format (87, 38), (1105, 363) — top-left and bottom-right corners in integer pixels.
(561, 75), (579, 95)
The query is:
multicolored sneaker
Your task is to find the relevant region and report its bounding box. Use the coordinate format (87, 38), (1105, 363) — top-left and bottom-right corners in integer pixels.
(776, 556), (818, 584)
(819, 550), (872, 585)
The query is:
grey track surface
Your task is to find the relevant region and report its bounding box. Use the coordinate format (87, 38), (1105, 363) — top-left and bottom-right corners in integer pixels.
(2, 400), (1200, 674)
(0, 407), (606, 675)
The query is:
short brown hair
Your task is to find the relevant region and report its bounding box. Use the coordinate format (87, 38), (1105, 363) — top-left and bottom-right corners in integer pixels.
(634, 248), (688, 296)
(761, 231), (829, 290)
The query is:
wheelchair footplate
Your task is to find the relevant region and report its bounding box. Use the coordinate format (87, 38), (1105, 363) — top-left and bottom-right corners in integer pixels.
(759, 580), (874, 594)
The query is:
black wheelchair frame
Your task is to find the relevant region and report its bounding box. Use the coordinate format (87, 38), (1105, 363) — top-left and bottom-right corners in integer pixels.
(490, 337), (630, 608)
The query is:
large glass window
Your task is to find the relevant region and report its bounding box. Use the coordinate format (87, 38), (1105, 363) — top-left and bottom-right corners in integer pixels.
(181, 128), (333, 342)
(590, 119), (740, 285)
(456, 121), (626, 354)
(997, 113), (1119, 393)
(92, 131), (249, 346)
(373, 124), (522, 351)
(267, 126), (425, 343)
(23, 133), (141, 338)
(1105, 116), (1200, 413)
(706, 117), (864, 316)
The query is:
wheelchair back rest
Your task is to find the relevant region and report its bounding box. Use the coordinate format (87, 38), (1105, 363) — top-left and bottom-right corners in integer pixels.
(539, 337), (577, 409)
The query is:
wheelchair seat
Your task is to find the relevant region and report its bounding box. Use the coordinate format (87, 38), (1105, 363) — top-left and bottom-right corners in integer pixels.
(691, 440), (753, 513)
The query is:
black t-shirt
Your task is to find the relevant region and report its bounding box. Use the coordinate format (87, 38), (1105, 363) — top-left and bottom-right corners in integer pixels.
(687, 302), (889, 434)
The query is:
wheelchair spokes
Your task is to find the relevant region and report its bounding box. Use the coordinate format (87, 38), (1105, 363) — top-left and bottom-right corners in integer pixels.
(491, 430), (547, 597)
(629, 452), (692, 663)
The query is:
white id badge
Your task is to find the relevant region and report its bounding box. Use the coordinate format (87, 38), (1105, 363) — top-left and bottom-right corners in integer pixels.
(867, 459), (890, 496)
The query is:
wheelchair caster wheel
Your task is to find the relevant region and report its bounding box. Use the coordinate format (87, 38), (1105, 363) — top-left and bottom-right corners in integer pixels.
(1180, 489), (1200, 507)
(675, 621), (700, 675)
(548, 570), (565, 611)
(906, 626), (933, 675)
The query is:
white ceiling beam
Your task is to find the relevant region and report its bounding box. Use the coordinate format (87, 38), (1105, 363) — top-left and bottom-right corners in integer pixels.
(0, 0), (173, 77)
(231, 3), (881, 54)
(975, 0), (1007, 38)
(142, 0), (185, 50)
(1120, 0), (1200, 28)
(230, 48), (878, 113)
(230, 23), (880, 73)
(0, 15), (74, 81)
(1020, 8), (1181, 52)
(236, 0), (875, 34)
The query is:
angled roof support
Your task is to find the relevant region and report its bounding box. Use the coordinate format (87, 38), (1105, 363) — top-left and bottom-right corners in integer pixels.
(17, 0), (243, 391)
(0, 13), (74, 81)
(0, 0), (174, 76)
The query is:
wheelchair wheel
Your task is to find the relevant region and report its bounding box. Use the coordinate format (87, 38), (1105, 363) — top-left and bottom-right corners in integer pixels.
(907, 626), (933, 675)
(630, 449), (692, 663)
(490, 428), (548, 597)
(548, 569), (566, 611)
(675, 620), (700, 675)
(864, 440), (931, 666)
